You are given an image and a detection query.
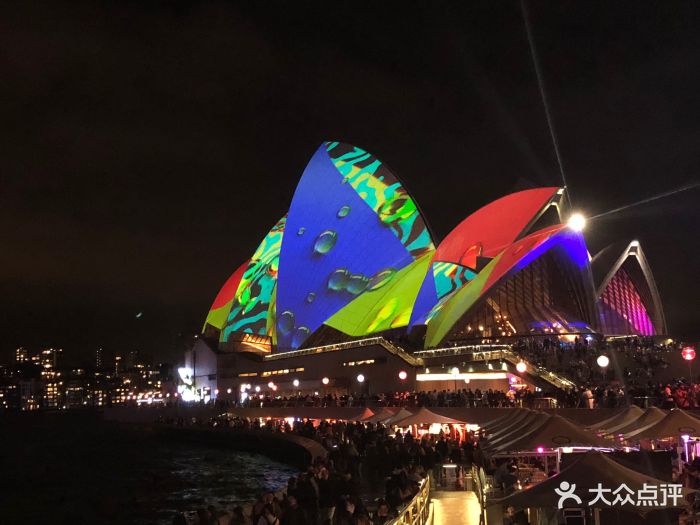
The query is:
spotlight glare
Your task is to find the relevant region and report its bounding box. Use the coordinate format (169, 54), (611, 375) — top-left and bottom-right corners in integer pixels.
(567, 213), (586, 232)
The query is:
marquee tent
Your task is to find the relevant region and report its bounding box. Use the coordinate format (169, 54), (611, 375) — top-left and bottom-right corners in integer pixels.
(494, 414), (607, 452)
(588, 405), (644, 433)
(393, 407), (467, 426)
(489, 451), (694, 510)
(606, 406), (667, 437)
(624, 409), (700, 441)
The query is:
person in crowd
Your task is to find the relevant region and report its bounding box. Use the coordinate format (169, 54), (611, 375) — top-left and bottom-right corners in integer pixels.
(373, 500), (394, 524)
(280, 495), (309, 525)
(229, 506), (248, 525)
(256, 504), (280, 525)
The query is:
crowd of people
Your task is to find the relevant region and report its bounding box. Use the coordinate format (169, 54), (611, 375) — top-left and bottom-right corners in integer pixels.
(230, 386), (572, 410)
(222, 381), (700, 412)
(164, 336), (700, 524)
(512, 336), (676, 383)
(510, 336), (700, 409)
(169, 415), (479, 525)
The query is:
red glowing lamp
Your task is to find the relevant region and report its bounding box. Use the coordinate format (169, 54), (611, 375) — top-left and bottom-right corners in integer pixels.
(682, 346), (696, 361)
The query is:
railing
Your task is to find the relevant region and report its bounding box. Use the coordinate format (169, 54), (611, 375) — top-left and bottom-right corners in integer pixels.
(388, 474), (432, 525)
(414, 344), (510, 359)
(502, 353), (578, 390)
(264, 337), (423, 366)
(416, 344), (578, 391)
(470, 466), (487, 525)
(263, 337), (578, 391)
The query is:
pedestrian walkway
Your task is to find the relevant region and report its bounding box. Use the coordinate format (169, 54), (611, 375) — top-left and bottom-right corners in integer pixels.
(432, 490), (481, 525)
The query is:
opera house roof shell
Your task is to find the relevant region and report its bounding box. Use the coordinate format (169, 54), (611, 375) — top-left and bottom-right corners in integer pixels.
(203, 142), (665, 352)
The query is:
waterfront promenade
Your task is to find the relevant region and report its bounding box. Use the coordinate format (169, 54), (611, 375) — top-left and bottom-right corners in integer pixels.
(432, 491), (481, 525)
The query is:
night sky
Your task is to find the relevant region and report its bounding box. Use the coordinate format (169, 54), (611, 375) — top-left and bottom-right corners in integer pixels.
(2, 1), (699, 366)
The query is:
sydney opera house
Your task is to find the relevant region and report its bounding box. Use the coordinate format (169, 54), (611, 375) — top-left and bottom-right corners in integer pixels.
(184, 142), (666, 401)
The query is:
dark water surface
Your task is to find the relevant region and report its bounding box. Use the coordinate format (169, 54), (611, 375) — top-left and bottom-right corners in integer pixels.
(2, 411), (297, 524)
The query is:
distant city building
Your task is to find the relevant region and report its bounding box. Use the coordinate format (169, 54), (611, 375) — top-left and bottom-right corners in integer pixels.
(40, 348), (62, 370)
(0, 380), (18, 409)
(126, 350), (139, 370)
(115, 355), (122, 376)
(0, 346), (171, 411)
(19, 379), (40, 411)
(15, 347), (28, 363)
(41, 371), (62, 408)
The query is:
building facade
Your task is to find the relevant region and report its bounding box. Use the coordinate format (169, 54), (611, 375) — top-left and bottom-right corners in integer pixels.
(193, 142), (666, 399)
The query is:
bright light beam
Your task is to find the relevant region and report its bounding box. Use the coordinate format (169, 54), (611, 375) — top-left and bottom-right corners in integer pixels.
(589, 181), (700, 220)
(521, 0), (572, 207)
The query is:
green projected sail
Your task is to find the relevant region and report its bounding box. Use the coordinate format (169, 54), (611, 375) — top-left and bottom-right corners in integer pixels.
(424, 257), (500, 347)
(324, 251), (433, 336)
(221, 216), (285, 341)
(325, 142), (434, 258)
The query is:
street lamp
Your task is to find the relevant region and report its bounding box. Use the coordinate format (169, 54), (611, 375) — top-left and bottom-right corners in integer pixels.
(356, 374), (365, 383)
(596, 355), (610, 368)
(682, 346), (696, 381)
(450, 367), (459, 392)
(682, 434), (691, 463)
(322, 377), (330, 385)
(292, 379), (300, 388)
(516, 361), (527, 374)
(398, 370), (408, 380)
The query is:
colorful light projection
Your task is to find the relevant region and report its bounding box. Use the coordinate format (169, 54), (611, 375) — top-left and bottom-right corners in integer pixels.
(221, 216), (286, 341)
(423, 226), (590, 347)
(203, 260), (248, 331)
(275, 142), (435, 349)
(599, 268), (655, 336)
(409, 188), (561, 328)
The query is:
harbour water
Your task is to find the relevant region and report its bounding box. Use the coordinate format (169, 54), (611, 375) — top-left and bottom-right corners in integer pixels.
(3, 411), (297, 524)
